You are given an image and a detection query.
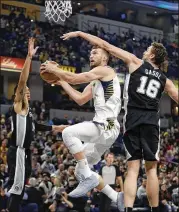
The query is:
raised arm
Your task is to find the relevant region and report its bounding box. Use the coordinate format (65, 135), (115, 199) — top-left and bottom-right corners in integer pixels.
(14, 38), (38, 103)
(61, 31), (140, 65)
(165, 79), (178, 104)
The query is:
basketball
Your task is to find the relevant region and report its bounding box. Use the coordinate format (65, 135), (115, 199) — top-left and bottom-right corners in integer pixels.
(40, 71), (59, 82)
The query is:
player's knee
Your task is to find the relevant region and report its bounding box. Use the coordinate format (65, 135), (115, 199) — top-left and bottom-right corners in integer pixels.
(62, 126), (74, 142)
(145, 161), (157, 174)
(127, 169), (139, 178)
(62, 126), (77, 147)
(127, 160), (140, 176)
(62, 127), (83, 154)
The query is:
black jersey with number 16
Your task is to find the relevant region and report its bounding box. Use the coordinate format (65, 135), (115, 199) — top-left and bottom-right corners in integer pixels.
(123, 61), (167, 131)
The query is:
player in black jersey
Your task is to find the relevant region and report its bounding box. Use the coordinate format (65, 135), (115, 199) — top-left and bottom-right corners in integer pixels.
(61, 32), (178, 212)
(7, 38), (67, 212)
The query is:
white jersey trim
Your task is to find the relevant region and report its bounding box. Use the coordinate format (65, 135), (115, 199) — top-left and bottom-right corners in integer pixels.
(16, 114), (27, 147)
(9, 147), (25, 195)
(123, 73), (131, 133)
(155, 120), (160, 161)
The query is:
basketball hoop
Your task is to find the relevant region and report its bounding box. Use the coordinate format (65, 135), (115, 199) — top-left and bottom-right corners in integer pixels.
(44, 0), (72, 23)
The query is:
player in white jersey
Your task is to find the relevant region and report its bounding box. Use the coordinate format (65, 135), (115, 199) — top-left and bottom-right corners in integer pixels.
(40, 46), (124, 210)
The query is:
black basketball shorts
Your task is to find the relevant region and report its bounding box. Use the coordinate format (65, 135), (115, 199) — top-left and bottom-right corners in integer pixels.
(123, 124), (160, 161)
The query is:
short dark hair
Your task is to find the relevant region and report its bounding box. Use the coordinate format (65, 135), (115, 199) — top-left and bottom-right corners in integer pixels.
(151, 42), (167, 66)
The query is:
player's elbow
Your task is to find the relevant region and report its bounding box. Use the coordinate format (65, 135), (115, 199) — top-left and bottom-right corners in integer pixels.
(77, 96), (87, 106)
(77, 99), (85, 106)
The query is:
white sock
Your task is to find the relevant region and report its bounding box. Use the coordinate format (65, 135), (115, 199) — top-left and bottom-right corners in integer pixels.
(101, 184), (118, 203)
(77, 158), (92, 179)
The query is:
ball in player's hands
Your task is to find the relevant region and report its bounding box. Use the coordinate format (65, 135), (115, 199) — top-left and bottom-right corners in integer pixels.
(40, 71), (59, 82)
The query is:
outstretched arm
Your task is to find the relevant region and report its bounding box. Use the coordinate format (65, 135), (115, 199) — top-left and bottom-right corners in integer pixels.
(165, 79), (178, 104)
(35, 121), (68, 133)
(61, 31), (140, 65)
(34, 121), (53, 132)
(14, 38), (38, 103)
(40, 63), (108, 85)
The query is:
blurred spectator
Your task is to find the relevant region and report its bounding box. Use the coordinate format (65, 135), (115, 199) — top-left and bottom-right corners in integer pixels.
(21, 177), (44, 212)
(0, 179), (8, 211)
(49, 190), (73, 212)
(0, 164), (8, 184)
(159, 184), (172, 212)
(99, 152), (123, 212)
(0, 139), (8, 165)
(137, 177), (149, 206)
(41, 153), (56, 174)
(38, 172), (53, 204)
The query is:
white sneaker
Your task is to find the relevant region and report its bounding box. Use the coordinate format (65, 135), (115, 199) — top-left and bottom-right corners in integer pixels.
(68, 173), (99, 198)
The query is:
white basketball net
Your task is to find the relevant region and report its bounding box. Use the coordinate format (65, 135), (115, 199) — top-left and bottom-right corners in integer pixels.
(45, 0), (72, 22)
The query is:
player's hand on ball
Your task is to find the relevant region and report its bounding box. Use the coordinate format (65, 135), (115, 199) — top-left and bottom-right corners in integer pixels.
(40, 61), (57, 74)
(28, 38), (39, 58)
(61, 31), (81, 40)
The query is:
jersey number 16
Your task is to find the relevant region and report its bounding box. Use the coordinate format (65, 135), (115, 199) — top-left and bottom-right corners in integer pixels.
(137, 76), (161, 98)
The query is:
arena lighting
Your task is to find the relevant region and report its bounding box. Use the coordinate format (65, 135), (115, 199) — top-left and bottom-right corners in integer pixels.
(132, 0), (178, 11)
(51, 84), (55, 87)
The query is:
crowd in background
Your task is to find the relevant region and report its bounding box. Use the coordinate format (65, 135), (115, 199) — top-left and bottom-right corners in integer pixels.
(0, 11), (178, 80)
(0, 101), (179, 212)
(0, 11), (178, 110)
